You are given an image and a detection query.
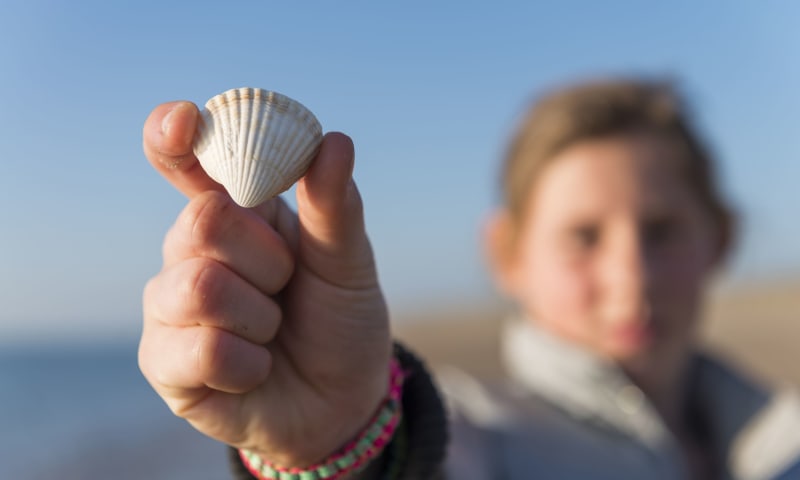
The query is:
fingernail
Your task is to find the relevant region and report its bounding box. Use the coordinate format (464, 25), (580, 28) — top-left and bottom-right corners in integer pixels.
(156, 102), (193, 169)
(161, 101), (190, 135)
(161, 103), (177, 135)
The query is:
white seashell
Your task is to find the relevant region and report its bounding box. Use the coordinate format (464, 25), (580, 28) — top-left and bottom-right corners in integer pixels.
(193, 87), (323, 207)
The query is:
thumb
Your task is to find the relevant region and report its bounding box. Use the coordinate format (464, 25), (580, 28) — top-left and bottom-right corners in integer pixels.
(295, 132), (377, 288)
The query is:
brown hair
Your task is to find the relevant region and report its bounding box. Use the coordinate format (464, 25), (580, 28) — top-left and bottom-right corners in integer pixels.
(501, 78), (734, 248)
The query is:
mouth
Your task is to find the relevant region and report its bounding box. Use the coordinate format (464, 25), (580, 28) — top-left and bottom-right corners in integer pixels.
(608, 321), (655, 351)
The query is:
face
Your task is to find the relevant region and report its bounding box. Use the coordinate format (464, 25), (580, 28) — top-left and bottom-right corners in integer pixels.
(489, 134), (722, 375)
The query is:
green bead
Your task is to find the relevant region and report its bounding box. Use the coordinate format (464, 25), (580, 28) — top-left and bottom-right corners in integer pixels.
(378, 408), (393, 424)
(317, 464), (338, 477)
(260, 465), (278, 477)
(355, 438), (372, 455)
(335, 451), (357, 468)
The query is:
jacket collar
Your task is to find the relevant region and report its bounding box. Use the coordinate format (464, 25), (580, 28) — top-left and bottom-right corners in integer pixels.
(497, 317), (800, 478)
(500, 318), (673, 451)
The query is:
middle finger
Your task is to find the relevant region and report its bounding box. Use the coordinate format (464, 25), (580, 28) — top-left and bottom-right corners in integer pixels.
(145, 257), (282, 345)
(163, 190), (294, 295)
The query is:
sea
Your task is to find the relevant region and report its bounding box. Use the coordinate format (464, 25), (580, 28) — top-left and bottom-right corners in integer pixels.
(0, 343), (232, 480)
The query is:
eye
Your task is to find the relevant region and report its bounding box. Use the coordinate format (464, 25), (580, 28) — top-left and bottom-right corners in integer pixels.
(642, 216), (677, 247)
(570, 224), (601, 249)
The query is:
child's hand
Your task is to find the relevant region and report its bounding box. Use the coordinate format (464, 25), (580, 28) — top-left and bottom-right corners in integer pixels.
(138, 101), (392, 467)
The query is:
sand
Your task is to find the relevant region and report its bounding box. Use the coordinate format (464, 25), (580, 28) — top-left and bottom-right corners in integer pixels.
(393, 277), (800, 387)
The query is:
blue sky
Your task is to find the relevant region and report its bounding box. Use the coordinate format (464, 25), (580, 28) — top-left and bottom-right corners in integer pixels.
(0, 1), (797, 344)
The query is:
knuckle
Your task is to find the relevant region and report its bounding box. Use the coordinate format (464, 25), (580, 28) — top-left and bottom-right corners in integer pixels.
(167, 398), (198, 419)
(182, 191), (236, 250)
(137, 338), (153, 380)
(137, 333), (169, 389)
(161, 223), (181, 261)
(165, 399), (188, 418)
(261, 300), (283, 340)
(180, 258), (226, 316)
(136, 328), (165, 386)
(142, 277), (157, 307)
(142, 276), (167, 323)
(193, 327), (229, 383)
(274, 248), (295, 288)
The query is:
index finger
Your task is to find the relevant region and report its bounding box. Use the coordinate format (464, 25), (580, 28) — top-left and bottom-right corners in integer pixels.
(143, 101), (225, 198)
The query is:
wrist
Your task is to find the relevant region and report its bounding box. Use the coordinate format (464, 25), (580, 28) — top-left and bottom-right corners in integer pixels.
(239, 357), (404, 480)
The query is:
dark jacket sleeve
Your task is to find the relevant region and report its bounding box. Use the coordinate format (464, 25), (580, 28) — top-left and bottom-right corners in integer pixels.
(228, 342), (449, 479)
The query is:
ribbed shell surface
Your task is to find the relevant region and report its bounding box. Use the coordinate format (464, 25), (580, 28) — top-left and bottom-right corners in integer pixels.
(193, 88), (323, 207)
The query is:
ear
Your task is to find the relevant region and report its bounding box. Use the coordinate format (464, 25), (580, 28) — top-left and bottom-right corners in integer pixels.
(482, 209), (520, 297)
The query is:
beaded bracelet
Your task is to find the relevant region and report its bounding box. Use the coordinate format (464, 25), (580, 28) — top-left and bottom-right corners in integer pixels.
(239, 357), (405, 480)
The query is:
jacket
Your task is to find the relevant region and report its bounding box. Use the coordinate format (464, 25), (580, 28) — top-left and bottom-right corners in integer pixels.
(438, 319), (800, 479)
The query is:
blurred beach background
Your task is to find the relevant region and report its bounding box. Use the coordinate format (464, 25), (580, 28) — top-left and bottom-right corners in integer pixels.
(0, 2), (797, 478)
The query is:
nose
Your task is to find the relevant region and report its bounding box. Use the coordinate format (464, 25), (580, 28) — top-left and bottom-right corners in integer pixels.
(599, 225), (650, 320)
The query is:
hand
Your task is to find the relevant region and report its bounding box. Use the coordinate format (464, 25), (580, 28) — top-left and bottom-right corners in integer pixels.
(138, 101), (392, 467)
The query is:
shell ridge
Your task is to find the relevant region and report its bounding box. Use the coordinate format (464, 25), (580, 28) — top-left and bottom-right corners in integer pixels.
(287, 106), (323, 192)
(237, 88), (257, 206)
(206, 106), (225, 186)
(194, 111), (212, 179)
(279, 121), (307, 193)
(206, 95), (227, 189)
(241, 89), (264, 204)
(261, 99), (288, 199)
(244, 89), (265, 206)
(250, 97), (275, 204)
(238, 88), (255, 206)
(220, 92), (240, 203)
(273, 100), (320, 194)
(279, 98), (313, 193)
